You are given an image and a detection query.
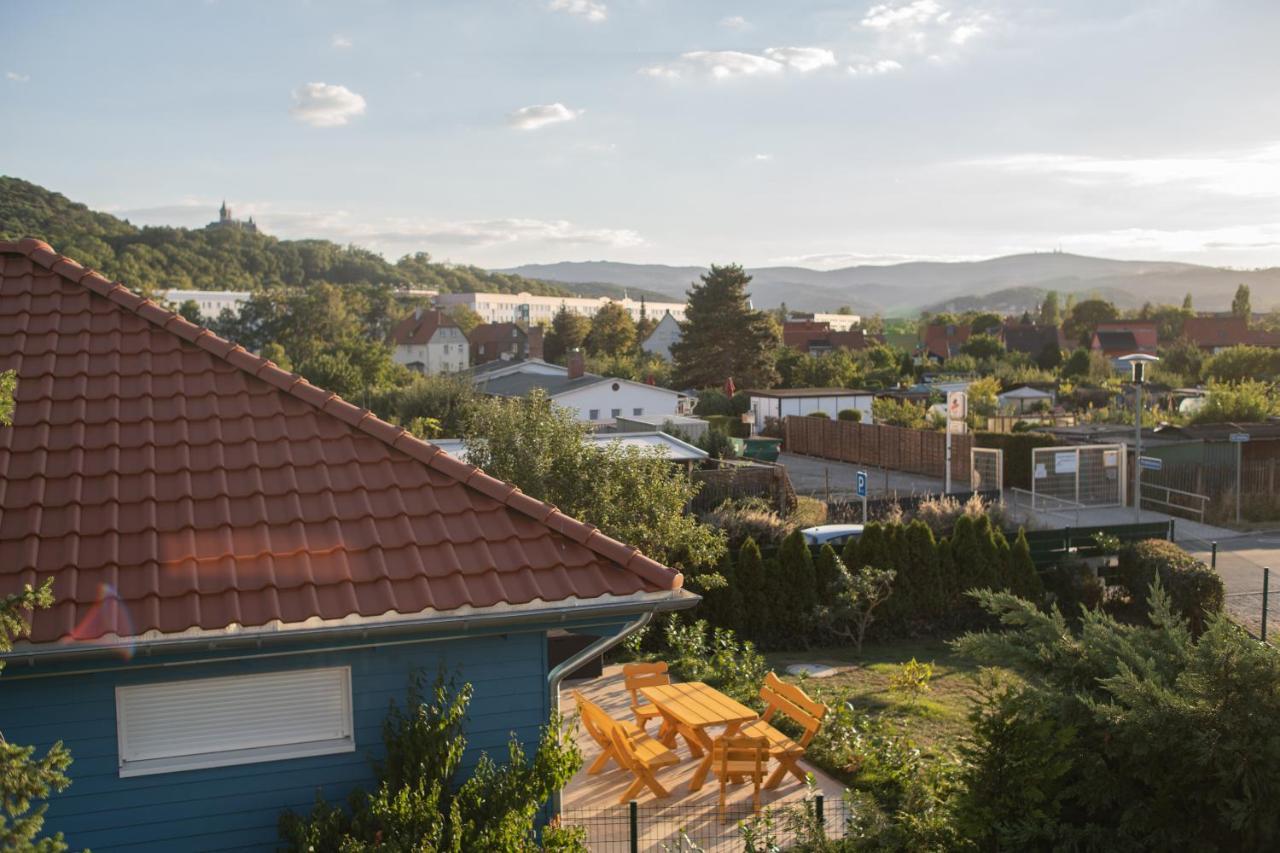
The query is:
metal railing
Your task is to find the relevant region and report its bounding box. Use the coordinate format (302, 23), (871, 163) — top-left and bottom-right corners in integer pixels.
(1139, 482), (1209, 523)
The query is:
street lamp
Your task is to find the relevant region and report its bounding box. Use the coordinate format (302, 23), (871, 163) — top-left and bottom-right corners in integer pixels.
(1119, 353), (1160, 522)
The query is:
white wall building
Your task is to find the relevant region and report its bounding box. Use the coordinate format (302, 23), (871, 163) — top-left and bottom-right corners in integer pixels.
(641, 311), (682, 360)
(387, 309), (470, 375)
(803, 312), (862, 331)
(745, 388), (876, 433)
(434, 291), (686, 326)
(164, 290), (251, 320)
(468, 354), (688, 425)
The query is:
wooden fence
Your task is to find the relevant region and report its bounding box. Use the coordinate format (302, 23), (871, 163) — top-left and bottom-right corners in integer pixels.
(783, 416), (971, 483)
(690, 462), (797, 515)
(1145, 458), (1280, 501)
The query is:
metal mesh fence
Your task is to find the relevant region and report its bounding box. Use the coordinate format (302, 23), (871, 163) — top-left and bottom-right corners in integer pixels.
(560, 795), (850, 852)
(1032, 444), (1125, 509)
(970, 448), (1003, 499)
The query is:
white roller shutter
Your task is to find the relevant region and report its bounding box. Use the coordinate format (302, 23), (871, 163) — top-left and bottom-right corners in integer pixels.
(116, 666), (354, 777)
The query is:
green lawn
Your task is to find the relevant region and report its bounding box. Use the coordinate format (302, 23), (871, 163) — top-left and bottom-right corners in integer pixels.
(767, 637), (992, 762)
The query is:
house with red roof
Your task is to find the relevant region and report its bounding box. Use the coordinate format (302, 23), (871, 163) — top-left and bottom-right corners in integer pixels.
(922, 322), (971, 361)
(1090, 320), (1157, 356)
(0, 240), (695, 852)
(468, 321), (544, 365)
(387, 307), (470, 374)
(782, 320), (878, 355)
(1182, 315), (1280, 353)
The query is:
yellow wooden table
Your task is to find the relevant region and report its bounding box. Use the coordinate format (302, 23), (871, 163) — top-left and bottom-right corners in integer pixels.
(640, 681), (759, 792)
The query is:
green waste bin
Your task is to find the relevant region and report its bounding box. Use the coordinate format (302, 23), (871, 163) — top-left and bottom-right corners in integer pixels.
(742, 437), (782, 462)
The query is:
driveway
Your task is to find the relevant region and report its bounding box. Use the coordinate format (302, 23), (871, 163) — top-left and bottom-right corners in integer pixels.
(1180, 530), (1280, 638)
(778, 452), (946, 500)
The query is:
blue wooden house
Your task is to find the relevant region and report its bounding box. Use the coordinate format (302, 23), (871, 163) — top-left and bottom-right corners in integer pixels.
(0, 239), (696, 851)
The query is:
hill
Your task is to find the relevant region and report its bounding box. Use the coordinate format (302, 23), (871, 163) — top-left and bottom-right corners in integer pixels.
(0, 177), (665, 301)
(500, 253), (1280, 316)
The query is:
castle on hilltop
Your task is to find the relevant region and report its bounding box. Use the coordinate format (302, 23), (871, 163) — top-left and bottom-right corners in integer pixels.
(208, 200), (258, 233)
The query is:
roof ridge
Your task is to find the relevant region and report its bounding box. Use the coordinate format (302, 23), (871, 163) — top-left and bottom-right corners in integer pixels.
(0, 238), (681, 592)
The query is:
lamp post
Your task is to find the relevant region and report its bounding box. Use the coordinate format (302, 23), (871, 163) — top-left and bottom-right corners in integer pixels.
(1119, 353), (1160, 522)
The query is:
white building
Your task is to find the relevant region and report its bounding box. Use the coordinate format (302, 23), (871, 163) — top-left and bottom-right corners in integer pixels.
(164, 290), (251, 320)
(744, 388), (876, 433)
(434, 291), (686, 327)
(468, 354), (688, 425)
(387, 308), (470, 375)
(801, 312), (862, 331)
(641, 311), (682, 360)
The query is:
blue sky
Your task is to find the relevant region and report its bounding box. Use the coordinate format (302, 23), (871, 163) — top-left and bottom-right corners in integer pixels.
(4, 0), (1280, 270)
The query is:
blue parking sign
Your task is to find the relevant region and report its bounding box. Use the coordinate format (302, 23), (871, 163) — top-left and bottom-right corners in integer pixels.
(856, 471), (867, 498)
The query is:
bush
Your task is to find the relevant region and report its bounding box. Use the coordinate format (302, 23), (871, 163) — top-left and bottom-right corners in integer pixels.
(807, 410), (831, 419)
(1042, 557), (1104, 615)
(701, 498), (791, 549)
(662, 618), (768, 705)
(1116, 539), (1224, 634)
(837, 408), (863, 421)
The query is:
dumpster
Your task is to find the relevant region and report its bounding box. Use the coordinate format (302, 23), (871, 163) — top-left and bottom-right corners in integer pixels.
(742, 437), (782, 462)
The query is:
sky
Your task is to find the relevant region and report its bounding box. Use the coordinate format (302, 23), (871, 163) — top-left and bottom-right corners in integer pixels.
(4, 0), (1280, 271)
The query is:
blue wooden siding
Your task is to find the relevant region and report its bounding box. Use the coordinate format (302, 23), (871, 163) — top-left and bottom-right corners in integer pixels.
(0, 627), (554, 852)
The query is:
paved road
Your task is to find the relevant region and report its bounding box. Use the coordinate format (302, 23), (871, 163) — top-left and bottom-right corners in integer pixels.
(778, 452), (946, 500)
(1181, 530), (1280, 637)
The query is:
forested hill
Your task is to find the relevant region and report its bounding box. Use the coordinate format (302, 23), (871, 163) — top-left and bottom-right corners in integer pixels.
(0, 177), (633, 299)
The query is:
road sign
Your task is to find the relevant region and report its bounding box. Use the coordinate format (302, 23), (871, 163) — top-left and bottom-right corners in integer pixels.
(856, 471), (868, 498)
(1139, 456), (1163, 471)
(947, 390), (968, 421)
(947, 418), (967, 435)
(1230, 432), (1251, 443)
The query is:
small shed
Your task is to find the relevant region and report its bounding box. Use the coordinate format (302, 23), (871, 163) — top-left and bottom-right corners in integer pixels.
(616, 413), (711, 443)
(744, 388), (875, 433)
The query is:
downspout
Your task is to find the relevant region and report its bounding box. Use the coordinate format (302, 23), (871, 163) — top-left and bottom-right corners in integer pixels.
(545, 610), (652, 814)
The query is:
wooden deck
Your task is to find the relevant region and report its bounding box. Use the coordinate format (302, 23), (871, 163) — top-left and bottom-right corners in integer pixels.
(560, 664), (847, 851)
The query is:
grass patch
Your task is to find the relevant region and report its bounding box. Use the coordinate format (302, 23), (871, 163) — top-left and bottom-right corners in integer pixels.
(767, 636), (992, 762)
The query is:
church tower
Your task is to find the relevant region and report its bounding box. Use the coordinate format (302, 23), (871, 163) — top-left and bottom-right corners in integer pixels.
(219, 200), (231, 223)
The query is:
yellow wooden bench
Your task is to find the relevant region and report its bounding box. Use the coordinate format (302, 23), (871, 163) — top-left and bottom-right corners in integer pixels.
(573, 690), (679, 802)
(739, 672), (828, 789)
(621, 661), (670, 734)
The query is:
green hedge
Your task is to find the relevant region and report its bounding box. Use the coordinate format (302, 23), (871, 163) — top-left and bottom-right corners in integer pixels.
(975, 431), (1060, 490)
(1115, 539), (1224, 635)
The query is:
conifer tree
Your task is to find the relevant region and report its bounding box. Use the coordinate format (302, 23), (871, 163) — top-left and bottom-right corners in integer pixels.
(1008, 528), (1045, 603)
(735, 537), (768, 642)
(670, 264), (779, 389)
(905, 520), (943, 620)
(777, 530), (818, 642)
(815, 544), (841, 599)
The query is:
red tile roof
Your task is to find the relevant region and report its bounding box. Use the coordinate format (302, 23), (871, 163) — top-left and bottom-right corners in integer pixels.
(923, 323), (970, 359)
(1093, 320), (1157, 352)
(1183, 315), (1280, 349)
(0, 240), (682, 646)
(387, 308), (458, 345)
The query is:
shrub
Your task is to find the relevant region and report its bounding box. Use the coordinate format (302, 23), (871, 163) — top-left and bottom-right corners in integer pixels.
(279, 671), (582, 852)
(1116, 539), (1224, 634)
(735, 537), (769, 643)
(889, 658), (933, 709)
(1007, 528), (1045, 603)
(663, 618), (768, 705)
(701, 498), (791, 549)
(837, 408), (863, 422)
(790, 495), (828, 529)
(807, 410), (831, 419)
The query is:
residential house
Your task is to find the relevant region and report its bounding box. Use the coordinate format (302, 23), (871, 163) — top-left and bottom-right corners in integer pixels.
(1000, 321), (1061, 359)
(798, 312), (862, 331)
(1090, 320), (1158, 360)
(782, 320), (877, 355)
(468, 322), (544, 365)
(429, 431), (709, 471)
(1181, 315), (1280, 353)
(615, 413), (711, 443)
(163, 289), (250, 321)
(469, 353), (688, 425)
(641, 310), (682, 360)
(922, 322), (971, 361)
(744, 388), (876, 433)
(387, 308), (470, 374)
(0, 239), (695, 852)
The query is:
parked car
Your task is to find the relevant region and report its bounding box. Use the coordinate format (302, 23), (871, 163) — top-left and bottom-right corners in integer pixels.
(800, 524), (865, 546)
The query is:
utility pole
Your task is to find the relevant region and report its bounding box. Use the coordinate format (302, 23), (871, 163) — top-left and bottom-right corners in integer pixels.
(1120, 354), (1158, 523)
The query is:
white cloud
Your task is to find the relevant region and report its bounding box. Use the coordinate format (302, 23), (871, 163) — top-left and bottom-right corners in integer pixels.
(720, 15), (750, 31)
(753, 153), (773, 162)
(506, 102), (584, 130)
(331, 34), (352, 49)
(767, 250), (978, 268)
(861, 0), (945, 31)
(290, 82), (366, 127)
(848, 58), (904, 76)
(1056, 223), (1280, 259)
(966, 143), (1280, 198)
(949, 23), (982, 44)
(642, 46), (836, 80)
(548, 0), (606, 23)
(5, 71), (29, 82)
(763, 47), (837, 72)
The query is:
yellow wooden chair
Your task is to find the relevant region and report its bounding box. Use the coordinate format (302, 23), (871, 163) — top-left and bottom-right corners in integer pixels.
(621, 661), (670, 734)
(739, 672), (828, 789)
(573, 690), (627, 775)
(710, 734), (770, 820)
(609, 722), (680, 804)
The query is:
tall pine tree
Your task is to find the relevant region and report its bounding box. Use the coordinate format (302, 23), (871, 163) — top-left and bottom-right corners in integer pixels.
(735, 537), (768, 643)
(670, 264), (779, 389)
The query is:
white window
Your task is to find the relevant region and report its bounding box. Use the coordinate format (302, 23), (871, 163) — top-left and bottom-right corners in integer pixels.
(115, 667), (354, 777)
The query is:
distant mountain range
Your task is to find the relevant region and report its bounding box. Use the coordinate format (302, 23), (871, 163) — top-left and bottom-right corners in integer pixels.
(499, 254), (1280, 316)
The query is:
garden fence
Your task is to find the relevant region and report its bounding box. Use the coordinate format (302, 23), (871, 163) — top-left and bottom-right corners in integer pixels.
(783, 416), (971, 483)
(560, 795), (850, 853)
(1142, 458), (1280, 524)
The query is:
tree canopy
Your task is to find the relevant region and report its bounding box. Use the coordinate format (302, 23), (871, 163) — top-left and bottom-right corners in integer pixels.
(670, 264), (779, 390)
